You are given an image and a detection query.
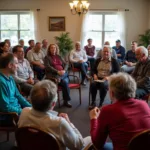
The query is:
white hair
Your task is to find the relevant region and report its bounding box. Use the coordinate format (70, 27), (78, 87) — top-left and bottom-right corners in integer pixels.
(103, 45), (112, 53)
(136, 46), (148, 57)
(30, 80), (57, 112)
(75, 41), (81, 45)
(108, 72), (137, 100)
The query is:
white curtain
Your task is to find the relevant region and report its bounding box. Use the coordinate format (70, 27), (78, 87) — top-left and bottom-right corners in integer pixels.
(117, 10), (126, 49)
(80, 12), (90, 49)
(30, 10), (41, 42)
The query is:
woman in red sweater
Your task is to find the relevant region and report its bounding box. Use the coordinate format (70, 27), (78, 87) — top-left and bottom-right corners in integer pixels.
(90, 72), (150, 150)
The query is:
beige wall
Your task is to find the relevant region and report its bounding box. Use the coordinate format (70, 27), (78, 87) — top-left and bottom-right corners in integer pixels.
(0, 0), (149, 49)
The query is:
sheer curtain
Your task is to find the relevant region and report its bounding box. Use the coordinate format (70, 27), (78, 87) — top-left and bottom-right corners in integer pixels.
(80, 12), (90, 49)
(30, 10), (41, 42)
(117, 10), (126, 48)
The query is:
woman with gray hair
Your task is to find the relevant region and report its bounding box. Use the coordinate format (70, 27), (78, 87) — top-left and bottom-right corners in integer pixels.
(18, 80), (85, 150)
(89, 73), (150, 150)
(89, 45), (119, 109)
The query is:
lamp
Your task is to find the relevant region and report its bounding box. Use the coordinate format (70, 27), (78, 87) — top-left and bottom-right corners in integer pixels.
(69, 0), (90, 16)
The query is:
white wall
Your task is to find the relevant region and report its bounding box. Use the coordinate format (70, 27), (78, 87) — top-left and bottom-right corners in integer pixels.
(0, 0), (149, 49)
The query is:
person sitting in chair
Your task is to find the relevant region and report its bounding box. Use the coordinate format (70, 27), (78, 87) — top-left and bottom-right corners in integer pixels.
(70, 41), (90, 86)
(89, 45), (119, 109)
(89, 72), (150, 150)
(44, 44), (72, 108)
(18, 80), (85, 150)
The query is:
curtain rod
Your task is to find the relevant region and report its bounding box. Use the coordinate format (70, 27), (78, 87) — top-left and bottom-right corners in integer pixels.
(90, 9), (129, 11)
(0, 9), (30, 11)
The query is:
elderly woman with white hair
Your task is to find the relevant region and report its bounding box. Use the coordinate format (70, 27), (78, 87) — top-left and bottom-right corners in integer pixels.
(132, 46), (150, 99)
(89, 73), (150, 150)
(89, 45), (119, 109)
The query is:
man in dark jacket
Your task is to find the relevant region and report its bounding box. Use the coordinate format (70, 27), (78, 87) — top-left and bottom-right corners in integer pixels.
(132, 46), (150, 99)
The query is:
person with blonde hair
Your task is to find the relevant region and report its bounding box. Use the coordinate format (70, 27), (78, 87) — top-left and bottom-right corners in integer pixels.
(90, 72), (150, 150)
(44, 44), (72, 108)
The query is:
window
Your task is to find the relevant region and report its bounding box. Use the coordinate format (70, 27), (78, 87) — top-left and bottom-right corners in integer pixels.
(0, 12), (34, 46)
(83, 12), (120, 49)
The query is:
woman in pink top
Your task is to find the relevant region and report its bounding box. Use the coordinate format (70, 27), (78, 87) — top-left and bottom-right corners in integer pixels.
(90, 72), (150, 150)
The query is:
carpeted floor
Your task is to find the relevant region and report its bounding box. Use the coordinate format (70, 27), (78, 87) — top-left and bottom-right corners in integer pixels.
(0, 79), (111, 150)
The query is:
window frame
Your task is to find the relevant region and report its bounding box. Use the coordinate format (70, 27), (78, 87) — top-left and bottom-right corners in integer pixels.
(0, 11), (32, 45)
(88, 11), (118, 48)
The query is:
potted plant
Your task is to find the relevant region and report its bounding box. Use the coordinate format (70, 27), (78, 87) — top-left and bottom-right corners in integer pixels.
(139, 29), (150, 47)
(54, 32), (73, 59)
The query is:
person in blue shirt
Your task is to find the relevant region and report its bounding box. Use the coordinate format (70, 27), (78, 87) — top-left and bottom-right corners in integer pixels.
(112, 39), (126, 64)
(0, 53), (31, 126)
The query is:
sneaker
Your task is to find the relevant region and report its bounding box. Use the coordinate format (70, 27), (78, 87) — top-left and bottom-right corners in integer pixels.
(81, 80), (86, 86)
(89, 102), (96, 110)
(64, 101), (72, 108)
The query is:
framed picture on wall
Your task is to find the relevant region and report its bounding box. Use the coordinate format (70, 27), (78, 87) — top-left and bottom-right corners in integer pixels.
(49, 16), (65, 31)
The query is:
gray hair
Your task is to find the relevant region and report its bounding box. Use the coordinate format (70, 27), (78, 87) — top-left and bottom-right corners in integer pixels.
(136, 46), (148, 57)
(147, 45), (150, 50)
(30, 80), (57, 112)
(103, 45), (112, 53)
(108, 73), (137, 100)
(75, 41), (81, 45)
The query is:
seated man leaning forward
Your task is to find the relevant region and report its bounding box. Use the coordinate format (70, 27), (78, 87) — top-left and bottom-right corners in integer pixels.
(13, 45), (36, 96)
(90, 72), (150, 150)
(132, 46), (150, 99)
(89, 45), (119, 109)
(0, 53), (31, 125)
(70, 41), (89, 85)
(18, 80), (89, 150)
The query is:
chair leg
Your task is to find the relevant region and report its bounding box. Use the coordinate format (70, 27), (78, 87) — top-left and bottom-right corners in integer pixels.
(89, 87), (91, 105)
(79, 88), (81, 105)
(58, 91), (61, 108)
(6, 131), (9, 141)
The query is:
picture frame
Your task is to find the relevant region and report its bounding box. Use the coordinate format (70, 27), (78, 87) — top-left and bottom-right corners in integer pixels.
(49, 16), (65, 31)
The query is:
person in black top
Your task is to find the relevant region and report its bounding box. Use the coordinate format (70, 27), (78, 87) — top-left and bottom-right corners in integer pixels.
(121, 41), (138, 73)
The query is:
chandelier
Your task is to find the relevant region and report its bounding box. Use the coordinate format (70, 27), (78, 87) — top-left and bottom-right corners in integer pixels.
(69, 0), (90, 15)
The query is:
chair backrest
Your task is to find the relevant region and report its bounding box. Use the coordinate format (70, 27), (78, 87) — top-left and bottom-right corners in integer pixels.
(15, 127), (60, 150)
(128, 129), (150, 150)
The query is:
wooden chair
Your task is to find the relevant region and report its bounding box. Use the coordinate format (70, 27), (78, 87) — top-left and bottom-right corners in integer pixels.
(0, 112), (18, 141)
(70, 61), (91, 78)
(46, 75), (81, 108)
(15, 126), (60, 150)
(142, 93), (150, 103)
(128, 129), (150, 150)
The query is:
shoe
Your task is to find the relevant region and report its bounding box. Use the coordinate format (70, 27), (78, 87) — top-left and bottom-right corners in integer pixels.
(86, 75), (91, 81)
(81, 80), (86, 86)
(89, 102), (96, 110)
(64, 101), (72, 108)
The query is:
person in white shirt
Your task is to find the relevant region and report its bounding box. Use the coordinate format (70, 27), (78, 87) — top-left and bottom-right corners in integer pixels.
(70, 41), (89, 85)
(18, 80), (86, 150)
(12, 45), (35, 96)
(27, 42), (45, 80)
(41, 39), (48, 56)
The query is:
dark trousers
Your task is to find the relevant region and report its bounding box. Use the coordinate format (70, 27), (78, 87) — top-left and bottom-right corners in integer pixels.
(136, 88), (149, 99)
(33, 65), (45, 80)
(19, 82), (33, 96)
(90, 80), (108, 105)
(73, 62), (88, 81)
(88, 57), (95, 74)
(58, 73), (71, 102)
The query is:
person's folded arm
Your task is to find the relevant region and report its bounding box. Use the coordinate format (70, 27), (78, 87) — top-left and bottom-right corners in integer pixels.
(44, 56), (59, 74)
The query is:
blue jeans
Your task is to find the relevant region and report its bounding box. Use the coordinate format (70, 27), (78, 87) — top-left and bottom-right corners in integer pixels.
(103, 142), (113, 150)
(58, 73), (71, 102)
(33, 65), (45, 80)
(121, 65), (135, 73)
(73, 62), (88, 81)
(88, 58), (95, 74)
